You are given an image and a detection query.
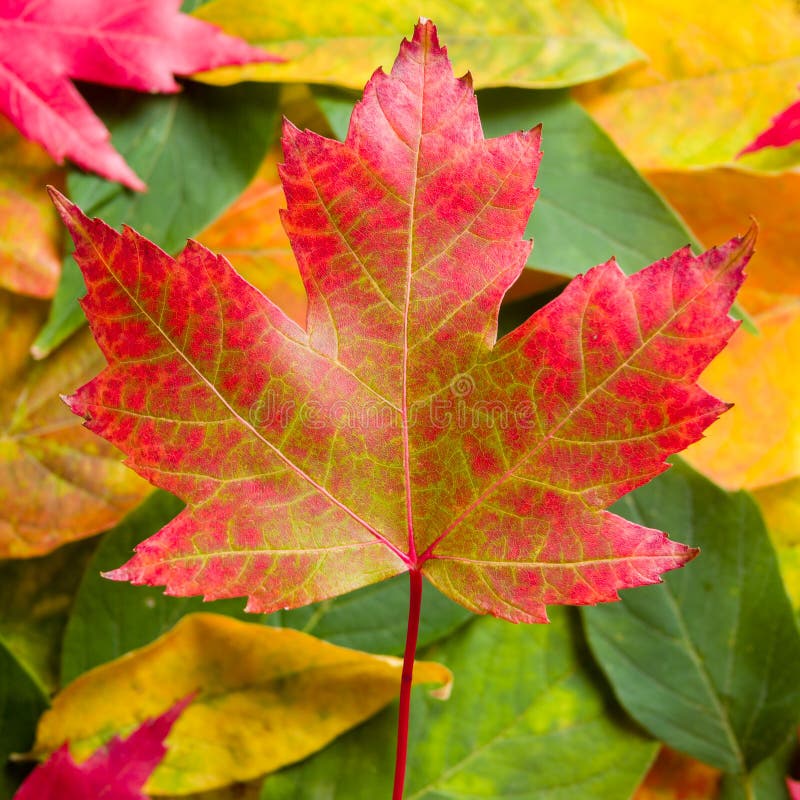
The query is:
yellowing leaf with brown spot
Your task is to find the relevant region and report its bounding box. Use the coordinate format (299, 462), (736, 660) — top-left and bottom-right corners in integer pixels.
(32, 613), (452, 795)
(196, 151), (306, 327)
(633, 746), (720, 800)
(191, 0), (642, 89)
(648, 168), (800, 314)
(575, 0), (800, 169)
(684, 304), (800, 490)
(0, 290), (150, 557)
(0, 118), (63, 297)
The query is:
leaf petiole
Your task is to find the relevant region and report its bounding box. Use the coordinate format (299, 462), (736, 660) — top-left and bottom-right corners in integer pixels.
(393, 568), (424, 799)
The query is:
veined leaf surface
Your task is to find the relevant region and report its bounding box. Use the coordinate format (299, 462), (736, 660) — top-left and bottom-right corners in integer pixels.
(59, 21), (750, 623)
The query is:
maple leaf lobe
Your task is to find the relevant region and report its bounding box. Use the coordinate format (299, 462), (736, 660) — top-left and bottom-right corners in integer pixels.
(55, 21), (753, 625)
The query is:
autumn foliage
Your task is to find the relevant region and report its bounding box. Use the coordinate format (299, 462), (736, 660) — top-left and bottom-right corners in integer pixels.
(55, 23), (752, 629)
(1, 3), (799, 800)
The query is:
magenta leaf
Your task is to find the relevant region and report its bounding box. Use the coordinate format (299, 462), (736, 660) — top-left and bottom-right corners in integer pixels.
(739, 88), (800, 156)
(0, 0), (277, 189)
(14, 696), (191, 800)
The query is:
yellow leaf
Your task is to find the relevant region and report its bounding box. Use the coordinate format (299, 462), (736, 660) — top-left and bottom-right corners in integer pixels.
(162, 784), (261, 800)
(575, 0), (800, 169)
(0, 290), (150, 557)
(776, 545), (800, 611)
(647, 168), (800, 314)
(753, 478), (800, 548)
(753, 479), (800, 611)
(192, 0), (642, 89)
(32, 613), (452, 795)
(683, 304), (800, 490)
(0, 118), (63, 297)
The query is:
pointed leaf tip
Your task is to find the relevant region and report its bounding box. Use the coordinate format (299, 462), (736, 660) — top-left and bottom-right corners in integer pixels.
(742, 219), (759, 253)
(412, 17), (441, 49)
(46, 185), (72, 218)
(101, 566), (130, 583)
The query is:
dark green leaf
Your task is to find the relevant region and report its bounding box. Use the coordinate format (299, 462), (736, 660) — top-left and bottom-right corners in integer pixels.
(274, 577), (471, 656)
(33, 81), (280, 358)
(0, 538), (96, 693)
(0, 641), (47, 800)
(719, 732), (798, 800)
(583, 460), (800, 774)
(261, 609), (657, 799)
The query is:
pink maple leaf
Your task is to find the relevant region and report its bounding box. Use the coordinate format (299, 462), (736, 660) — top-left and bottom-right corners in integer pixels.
(13, 696), (191, 800)
(0, 0), (279, 190)
(739, 89), (800, 156)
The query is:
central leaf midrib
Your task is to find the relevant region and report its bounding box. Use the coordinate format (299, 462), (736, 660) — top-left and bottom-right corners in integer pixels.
(401, 42), (428, 564)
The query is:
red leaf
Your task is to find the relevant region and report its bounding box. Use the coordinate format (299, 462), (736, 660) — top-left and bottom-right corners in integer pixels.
(0, 0), (277, 190)
(739, 89), (800, 156)
(13, 696), (191, 800)
(56, 21), (752, 624)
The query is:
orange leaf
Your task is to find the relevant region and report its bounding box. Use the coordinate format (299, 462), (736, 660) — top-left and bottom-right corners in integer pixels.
(0, 290), (150, 557)
(684, 303), (800, 491)
(634, 747), (720, 800)
(0, 118), (62, 298)
(648, 168), (800, 314)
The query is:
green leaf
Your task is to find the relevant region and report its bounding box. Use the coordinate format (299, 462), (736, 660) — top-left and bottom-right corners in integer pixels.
(261, 609), (657, 799)
(0, 538), (96, 692)
(0, 640), (48, 800)
(33, 81), (279, 358)
(274, 579), (471, 657)
(62, 492), (470, 683)
(719, 732), (798, 800)
(314, 85), (700, 278)
(583, 460), (800, 774)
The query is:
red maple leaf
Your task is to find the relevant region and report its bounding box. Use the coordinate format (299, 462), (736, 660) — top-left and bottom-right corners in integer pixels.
(56, 21), (752, 626)
(13, 697), (191, 800)
(739, 88), (800, 156)
(0, 0), (277, 190)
